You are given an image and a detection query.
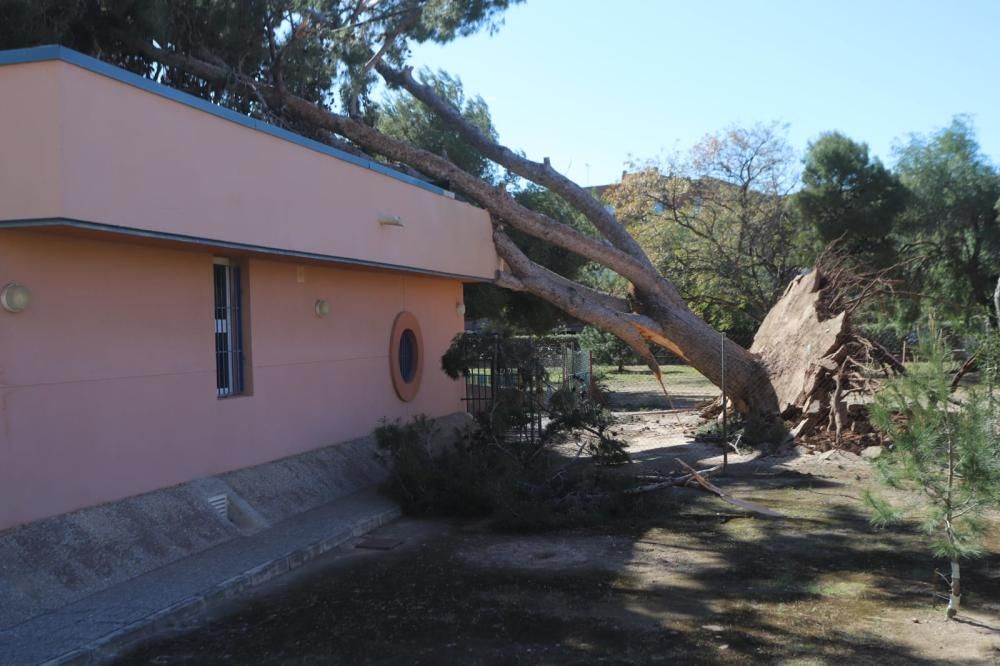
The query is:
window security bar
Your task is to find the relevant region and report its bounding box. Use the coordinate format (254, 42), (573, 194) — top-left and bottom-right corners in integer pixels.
(214, 262), (244, 397)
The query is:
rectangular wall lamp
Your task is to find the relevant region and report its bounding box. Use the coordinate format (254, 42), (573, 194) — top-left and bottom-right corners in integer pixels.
(378, 214), (404, 227)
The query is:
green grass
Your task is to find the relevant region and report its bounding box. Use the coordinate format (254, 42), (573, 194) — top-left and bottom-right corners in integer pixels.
(595, 365), (716, 394)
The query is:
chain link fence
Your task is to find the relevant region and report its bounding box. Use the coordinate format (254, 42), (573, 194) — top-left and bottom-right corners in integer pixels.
(590, 320), (995, 414)
(536, 340), (592, 399)
(858, 316), (992, 364)
(586, 333), (755, 412)
(461, 320), (994, 421)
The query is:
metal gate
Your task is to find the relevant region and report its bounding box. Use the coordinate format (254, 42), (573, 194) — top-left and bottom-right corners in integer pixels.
(460, 335), (591, 445)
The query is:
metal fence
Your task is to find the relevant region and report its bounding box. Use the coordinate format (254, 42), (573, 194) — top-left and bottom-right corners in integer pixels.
(537, 340), (592, 398)
(858, 318), (992, 364)
(462, 320), (995, 424)
(460, 336), (592, 444)
(589, 334), (754, 412)
(460, 333), (733, 416)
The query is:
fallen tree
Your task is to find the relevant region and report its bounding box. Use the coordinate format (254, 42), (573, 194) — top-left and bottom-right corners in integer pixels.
(45, 3), (902, 445)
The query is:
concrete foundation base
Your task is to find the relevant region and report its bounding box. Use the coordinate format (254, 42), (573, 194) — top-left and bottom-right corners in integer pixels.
(0, 411), (472, 663)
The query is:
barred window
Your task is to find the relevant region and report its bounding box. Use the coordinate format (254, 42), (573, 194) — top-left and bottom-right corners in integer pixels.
(213, 259), (245, 398)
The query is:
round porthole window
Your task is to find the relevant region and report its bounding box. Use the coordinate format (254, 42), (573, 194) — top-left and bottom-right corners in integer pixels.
(389, 311), (423, 401)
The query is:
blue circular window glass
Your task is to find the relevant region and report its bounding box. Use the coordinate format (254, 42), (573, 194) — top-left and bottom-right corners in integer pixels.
(398, 329), (418, 383)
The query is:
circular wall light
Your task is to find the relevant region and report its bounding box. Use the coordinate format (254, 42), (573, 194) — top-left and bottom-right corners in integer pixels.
(0, 283), (30, 313)
(389, 310), (423, 402)
(315, 299), (331, 318)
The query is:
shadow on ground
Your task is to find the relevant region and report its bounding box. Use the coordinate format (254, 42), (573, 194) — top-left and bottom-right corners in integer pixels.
(115, 437), (1000, 665)
(606, 390), (712, 411)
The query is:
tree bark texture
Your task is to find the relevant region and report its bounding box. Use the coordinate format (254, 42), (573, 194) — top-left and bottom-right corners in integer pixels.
(947, 559), (961, 619)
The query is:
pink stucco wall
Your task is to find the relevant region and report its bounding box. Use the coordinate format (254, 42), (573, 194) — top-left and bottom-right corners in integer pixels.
(0, 229), (467, 530)
(0, 58), (497, 279)
(0, 61), (63, 221)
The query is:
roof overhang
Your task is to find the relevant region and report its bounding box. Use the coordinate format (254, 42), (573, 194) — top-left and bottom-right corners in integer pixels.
(0, 47), (499, 281)
(0, 218), (492, 282)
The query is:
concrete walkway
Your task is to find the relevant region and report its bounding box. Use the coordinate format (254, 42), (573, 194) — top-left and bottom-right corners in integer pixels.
(0, 489), (399, 665)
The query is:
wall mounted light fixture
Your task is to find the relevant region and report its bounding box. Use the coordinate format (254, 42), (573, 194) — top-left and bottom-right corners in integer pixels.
(0, 283), (30, 313)
(315, 299), (331, 318)
(378, 214), (404, 227)
(456, 302), (467, 317)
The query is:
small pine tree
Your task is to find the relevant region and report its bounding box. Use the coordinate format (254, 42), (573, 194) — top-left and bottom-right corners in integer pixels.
(867, 328), (1000, 619)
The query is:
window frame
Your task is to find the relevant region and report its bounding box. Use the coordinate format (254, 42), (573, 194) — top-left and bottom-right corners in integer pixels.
(213, 257), (247, 398)
(389, 311), (423, 402)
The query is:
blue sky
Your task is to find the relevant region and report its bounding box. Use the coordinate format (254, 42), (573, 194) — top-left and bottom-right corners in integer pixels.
(407, 0), (1000, 186)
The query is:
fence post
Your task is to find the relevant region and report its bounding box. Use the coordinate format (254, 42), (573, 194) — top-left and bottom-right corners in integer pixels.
(490, 337), (498, 412)
(721, 332), (728, 474)
(588, 350), (594, 397)
(564, 343), (571, 389)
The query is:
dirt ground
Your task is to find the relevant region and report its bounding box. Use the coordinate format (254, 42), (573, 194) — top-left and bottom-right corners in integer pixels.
(117, 412), (999, 665)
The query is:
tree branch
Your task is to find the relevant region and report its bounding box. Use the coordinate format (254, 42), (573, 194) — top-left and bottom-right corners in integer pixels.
(493, 231), (663, 373)
(375, 62), (686, 307)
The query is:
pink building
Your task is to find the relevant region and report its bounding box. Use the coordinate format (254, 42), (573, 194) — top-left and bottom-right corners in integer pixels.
(0, 46), (498, 532)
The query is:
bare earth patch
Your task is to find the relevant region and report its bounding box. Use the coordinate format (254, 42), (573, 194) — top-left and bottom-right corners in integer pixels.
(117, 412), (999, 665)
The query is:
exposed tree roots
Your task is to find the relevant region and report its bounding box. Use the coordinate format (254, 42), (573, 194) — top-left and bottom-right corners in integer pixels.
(704, 245), (906, 450)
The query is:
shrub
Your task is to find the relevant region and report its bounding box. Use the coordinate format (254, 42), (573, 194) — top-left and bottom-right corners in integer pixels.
(441, 328), (628, 466)
(376, 330), (643, 529)
(375, 415), (665, 530)
(374, 416), (498, 516)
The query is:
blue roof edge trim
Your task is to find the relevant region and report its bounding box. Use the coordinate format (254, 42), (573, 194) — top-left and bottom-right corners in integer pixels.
(0, 218), (490, 282)
(0, 45), (451, 198)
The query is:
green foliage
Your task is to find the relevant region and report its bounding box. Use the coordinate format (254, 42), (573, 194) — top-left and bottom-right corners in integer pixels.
(510, 186), (597, 274)
(894, 117), (1000, 322)
(374, 415), (505, 516)
(377, 69), (498, 182)
(375, 413), (671, 530)
(862, 490), (904, 527)
(868, 328), (1000, 562)
(579, 325), (639, 372)
(441, 325), (541, 380)
(796, 131), (906, 262)
(973, 331), (1000, 388)
(545, 386), (629, 465)
(0, 0), (520, 118)
(609, 122), (808, 333)
(374, 411), (641, 530)
(464, 186), (595, 333)
(442, 330), (626, 464)
(0, 1), (336, 115)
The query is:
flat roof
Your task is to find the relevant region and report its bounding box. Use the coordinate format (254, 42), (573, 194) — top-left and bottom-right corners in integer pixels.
(0, 45), (452, 199)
